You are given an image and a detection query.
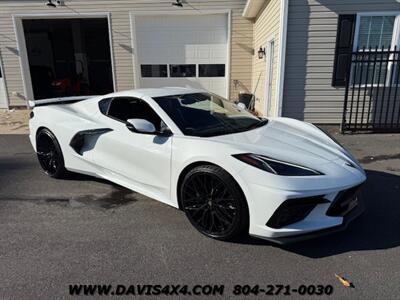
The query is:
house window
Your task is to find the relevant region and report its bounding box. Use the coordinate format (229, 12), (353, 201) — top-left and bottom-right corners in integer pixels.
(353, 13), (400, 85)
(356, 15), (396, 50)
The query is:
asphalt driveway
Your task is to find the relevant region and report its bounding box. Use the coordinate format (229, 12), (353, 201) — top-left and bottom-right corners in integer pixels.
(0, 133), (399, 299)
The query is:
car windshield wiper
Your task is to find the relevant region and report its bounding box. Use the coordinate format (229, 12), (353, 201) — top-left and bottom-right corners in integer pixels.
(242, 118), (269, 131)
(198, 121), (268, 137)
(255, 118), (269, 128)
(185, 118), (268, 137)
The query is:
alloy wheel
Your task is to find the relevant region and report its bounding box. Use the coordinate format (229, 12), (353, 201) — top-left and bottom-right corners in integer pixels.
(37, 132), (60, 176)
(182, 172), (239, 237)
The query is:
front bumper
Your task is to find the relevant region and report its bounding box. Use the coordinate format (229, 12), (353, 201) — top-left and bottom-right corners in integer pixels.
(259, 195), (364, 245)
(237, 162), (366, 243)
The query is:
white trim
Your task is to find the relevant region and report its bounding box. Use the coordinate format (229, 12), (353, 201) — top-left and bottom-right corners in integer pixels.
(392, 16), (400, 49)
(130, 9), (231, 98)
(12, 12), (116, 102)
(106, 13), (117, 92)
(353, 15), (361, 51)
(130, 12), (140, 90)
(13, 16), (33, 105)
(242, 0), (265, 18)
(12, 12), (113, 19)
(0, 51), (10, 109)
(264, 35), (275, 117)
(275, 0), (288, 117)
(226, 10), (232, 98)
(355, 11), (400, 17)
(130, 9), (231, 17)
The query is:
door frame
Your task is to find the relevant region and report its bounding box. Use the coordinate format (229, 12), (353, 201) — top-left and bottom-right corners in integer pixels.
(264, 35), (275, 116)
(12, 12), (116, 103)
(129, 10), (232, 98)
(0, 51), (10, 109)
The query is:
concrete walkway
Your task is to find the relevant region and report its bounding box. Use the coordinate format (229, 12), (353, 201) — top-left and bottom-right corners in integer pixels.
(0, 109), (30, 134)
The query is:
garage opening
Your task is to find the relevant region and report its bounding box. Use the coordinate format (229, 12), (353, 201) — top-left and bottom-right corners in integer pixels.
(23, 18), (114, 100)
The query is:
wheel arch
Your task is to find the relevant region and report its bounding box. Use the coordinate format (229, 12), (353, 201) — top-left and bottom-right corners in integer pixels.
(176, 161), (216, 209)
(31, 126), (51, 150)
(36, 126), (50, 138)
(176, 161), (247, 211)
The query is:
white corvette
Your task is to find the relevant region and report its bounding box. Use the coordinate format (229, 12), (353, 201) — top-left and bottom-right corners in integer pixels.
(29, 87), (366, 243)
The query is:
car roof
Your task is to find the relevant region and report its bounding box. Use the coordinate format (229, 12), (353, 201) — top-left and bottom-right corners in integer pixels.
(105, 87), (207, 99)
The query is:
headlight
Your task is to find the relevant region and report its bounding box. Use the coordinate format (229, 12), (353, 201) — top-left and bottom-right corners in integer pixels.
(232, 154), (324, 176)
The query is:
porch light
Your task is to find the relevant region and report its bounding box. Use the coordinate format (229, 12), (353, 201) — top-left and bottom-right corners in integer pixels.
(46, 0), (63, 7)
(258, 47), (266, 59)
(46, 0), (56, 7)
(172, 0), (183, 7)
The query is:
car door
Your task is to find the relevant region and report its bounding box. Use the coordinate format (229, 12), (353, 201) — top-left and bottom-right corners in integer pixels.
(91, 96), (172, 204)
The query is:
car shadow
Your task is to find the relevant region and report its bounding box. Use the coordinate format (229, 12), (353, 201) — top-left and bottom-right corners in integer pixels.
(61, 171), (110, 184)
(236, 169), (400, 258)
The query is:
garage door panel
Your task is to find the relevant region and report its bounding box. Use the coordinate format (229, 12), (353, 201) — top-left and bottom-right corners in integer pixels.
(135, 14), (228, 97)
(196, 31), (215, 44)
(211, 48), (226, 60)
(185, 46), (196, 59)
(141, 78), (203, 89)
(213, 30), (228, 42)
(137, 31), (169, 45)
(197, 47), (210, 59)
(138, 48), (163, 64)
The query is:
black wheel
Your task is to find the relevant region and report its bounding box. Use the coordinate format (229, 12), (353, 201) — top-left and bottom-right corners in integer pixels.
(180, 165), (249, 240)
(36, 128), (68, 178)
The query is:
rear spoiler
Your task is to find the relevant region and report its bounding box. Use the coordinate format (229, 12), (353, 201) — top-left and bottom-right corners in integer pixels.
(28, 95), (97, 108)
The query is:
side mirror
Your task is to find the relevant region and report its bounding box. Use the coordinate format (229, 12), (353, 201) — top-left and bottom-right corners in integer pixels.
(158, 128), (173, 137)
(126, 119), (156, 134)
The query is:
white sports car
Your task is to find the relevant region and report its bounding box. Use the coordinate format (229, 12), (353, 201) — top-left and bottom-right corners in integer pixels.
(29, 87), (366, 243)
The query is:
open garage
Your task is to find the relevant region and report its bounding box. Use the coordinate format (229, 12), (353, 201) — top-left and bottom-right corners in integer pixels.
(22, 17), (114, 100)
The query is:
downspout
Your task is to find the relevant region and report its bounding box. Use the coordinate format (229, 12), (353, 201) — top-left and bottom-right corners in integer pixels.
(275, 0), (289, 117)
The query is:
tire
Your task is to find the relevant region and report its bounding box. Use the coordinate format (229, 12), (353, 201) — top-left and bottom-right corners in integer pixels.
(180, 165), (249, 241)
(36, 128), (69, 179)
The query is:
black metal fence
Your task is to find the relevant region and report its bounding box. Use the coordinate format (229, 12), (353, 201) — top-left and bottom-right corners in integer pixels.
(341, 47), (400, 132)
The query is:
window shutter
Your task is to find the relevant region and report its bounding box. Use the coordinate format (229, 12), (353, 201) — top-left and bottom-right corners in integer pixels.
(332, 14), (356, 87)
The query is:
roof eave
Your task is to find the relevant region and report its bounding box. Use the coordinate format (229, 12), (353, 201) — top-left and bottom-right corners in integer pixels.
(242, 0), (266, 18)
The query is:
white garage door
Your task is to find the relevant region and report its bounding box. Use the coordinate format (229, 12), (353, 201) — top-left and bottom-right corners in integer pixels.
(134, 14), (228, 97)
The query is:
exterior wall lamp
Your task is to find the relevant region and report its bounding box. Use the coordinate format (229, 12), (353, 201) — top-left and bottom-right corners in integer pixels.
(46, 0), (63, 7)
(172, 0), (183, 7)
(258, 47), (266, 59)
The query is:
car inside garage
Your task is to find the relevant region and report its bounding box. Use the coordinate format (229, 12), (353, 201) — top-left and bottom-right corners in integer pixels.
(134, 14), (228, 97)
(23, 18), (114, 100)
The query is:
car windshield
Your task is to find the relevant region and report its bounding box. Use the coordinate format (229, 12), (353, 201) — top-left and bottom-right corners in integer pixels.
(153, 93), (267, 137)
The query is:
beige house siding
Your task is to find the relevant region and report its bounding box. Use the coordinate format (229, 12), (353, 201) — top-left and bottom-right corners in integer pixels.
(251, 0), (281, 116)
(282, 0), (400, 123)
(0, 0), (253, 107)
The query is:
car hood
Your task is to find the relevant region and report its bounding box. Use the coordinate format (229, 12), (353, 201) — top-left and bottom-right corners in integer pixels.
(208, 117), (362, 170)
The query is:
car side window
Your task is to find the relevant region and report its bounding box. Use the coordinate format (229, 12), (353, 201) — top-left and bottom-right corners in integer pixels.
(98, 98), (113, 115)
(103, 97), (164, 131)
